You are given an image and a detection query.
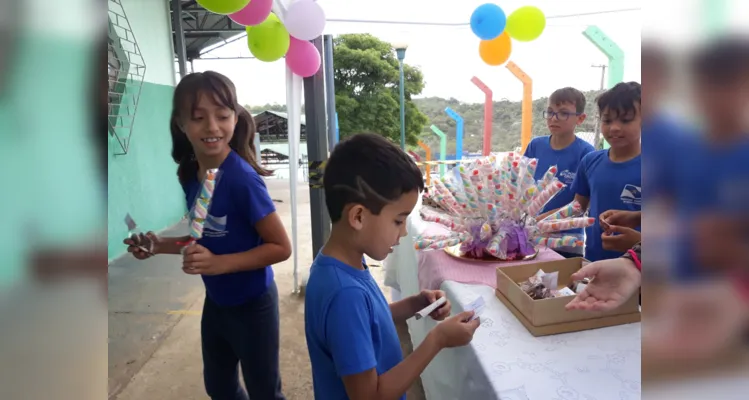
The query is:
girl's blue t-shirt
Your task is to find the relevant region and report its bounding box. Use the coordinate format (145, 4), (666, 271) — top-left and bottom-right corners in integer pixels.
(571, 150), (642, 262)
(183, 151), (276, 306)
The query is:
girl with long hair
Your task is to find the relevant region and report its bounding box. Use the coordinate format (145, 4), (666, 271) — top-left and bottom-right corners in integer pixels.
(124, 71), (290, 400)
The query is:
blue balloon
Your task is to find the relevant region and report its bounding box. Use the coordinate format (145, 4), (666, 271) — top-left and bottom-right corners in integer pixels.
(470, 4), (507, 41)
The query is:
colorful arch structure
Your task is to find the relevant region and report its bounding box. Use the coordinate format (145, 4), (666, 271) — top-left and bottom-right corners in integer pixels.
(471, 76), (493, 156)
(583, 26), (624, 149)
(583, 26), (624, 88)
(444, 107), (464, 161)
(430, 125), (448, 177)
(417, 140), (432, 185)
(506, 61), (533, 153)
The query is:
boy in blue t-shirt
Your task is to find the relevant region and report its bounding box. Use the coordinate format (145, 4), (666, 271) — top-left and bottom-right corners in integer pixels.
(567, 82), (643, 262)
(525, 87), (595, 258)
(662, 39), (749, 280)
(304, 133), (480, 400)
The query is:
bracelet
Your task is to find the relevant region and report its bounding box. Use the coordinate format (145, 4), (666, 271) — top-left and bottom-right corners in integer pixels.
(626, 249), (642, 271)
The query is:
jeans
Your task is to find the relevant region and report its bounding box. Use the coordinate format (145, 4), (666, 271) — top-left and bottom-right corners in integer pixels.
(201, 281), (286, 400)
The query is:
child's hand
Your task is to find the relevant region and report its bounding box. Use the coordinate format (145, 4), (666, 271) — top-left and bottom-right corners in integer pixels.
(182, 244), (225, 275)
(599, 210), (641, 231)
(123, 232), (158, 260)
(601, 225), (641, 252)
(565, 257), (641, 312)
(692, 214), (749, 271)
(417, 289), (451, 321)
(643, 280), (749, 363)
(433, 311), (480, 349)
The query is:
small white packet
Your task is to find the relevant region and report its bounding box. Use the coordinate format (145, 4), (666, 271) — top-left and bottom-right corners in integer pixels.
(125, 213), (154, 254)
(541, 271), (559, 290)
(554, 287), (576, 297)
(528, 269), (546, 285)
(464, 296), (486, 321)
(414, 296), (447, 320)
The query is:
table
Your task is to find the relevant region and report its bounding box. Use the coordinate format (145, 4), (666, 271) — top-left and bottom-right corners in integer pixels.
(383, 210), (643, 400)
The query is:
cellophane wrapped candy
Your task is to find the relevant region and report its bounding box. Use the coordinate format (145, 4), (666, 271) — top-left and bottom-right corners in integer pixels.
(414, 152), (593, 260)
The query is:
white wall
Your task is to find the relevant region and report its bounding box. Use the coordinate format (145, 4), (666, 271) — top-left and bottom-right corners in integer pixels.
(120, 0), (175, 86)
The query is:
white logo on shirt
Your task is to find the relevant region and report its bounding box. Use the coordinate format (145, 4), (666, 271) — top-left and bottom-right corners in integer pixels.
(559, 170), (575, 185)
(620, 184), (642, 205)
(202, 214), (229, 238)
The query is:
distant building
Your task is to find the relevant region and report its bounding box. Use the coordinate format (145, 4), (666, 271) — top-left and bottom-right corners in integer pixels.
(252, 111), (307, 143)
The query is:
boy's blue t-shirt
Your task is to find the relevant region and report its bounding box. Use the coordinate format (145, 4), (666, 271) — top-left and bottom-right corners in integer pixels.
(662, 135), (749, 280)
(642, 114), (697, 200)
(183, 150), (276, 306)
(571, 150), (642, 262)
(305, 253), (404, 400)
(524, 135), (596, 233)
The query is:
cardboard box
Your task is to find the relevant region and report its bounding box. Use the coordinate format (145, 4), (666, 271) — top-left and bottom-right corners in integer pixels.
(496, 257), (640, 336)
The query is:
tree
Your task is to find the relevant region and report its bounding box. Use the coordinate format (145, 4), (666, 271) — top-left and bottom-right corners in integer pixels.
(333, 34), (428, 146)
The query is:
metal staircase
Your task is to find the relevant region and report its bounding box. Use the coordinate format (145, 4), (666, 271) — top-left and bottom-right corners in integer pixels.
(108, 0), (147, 155)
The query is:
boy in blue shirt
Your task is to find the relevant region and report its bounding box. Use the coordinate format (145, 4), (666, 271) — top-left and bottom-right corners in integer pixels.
(567, 82), (643, 262)
(662, 39), (749, 280)
(305, 133), (480, 400)
(525, 87), (595, 257)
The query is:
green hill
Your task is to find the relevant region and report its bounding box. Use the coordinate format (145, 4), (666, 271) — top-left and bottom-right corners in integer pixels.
(246, 88), (605, 156)
(413, 89), (605, 156)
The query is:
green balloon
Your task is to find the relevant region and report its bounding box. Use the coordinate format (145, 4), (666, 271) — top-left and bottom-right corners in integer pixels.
(506, 6), (547, 42)
(247, 13), (290, 62)
(197, 0), (251, 15)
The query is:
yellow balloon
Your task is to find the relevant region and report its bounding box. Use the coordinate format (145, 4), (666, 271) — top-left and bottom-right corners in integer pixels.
(247, 13), (290, 62)
(197, 0), (251, 15)
(506, 6), (546, 42)
(479, 32), (512, 66)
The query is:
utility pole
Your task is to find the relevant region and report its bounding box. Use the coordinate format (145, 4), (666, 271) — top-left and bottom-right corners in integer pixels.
(591, 64), (607, 149)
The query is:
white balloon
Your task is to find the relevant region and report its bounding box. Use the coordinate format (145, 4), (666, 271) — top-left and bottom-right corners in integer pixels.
(284, 0), (326, 41)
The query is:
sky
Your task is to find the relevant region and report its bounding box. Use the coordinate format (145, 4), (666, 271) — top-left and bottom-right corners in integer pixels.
(188, 0), (645, 106)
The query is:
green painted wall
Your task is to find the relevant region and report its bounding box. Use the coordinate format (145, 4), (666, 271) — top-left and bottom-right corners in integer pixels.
(107, 81), (186, 259)
(0, 31), (104, 286)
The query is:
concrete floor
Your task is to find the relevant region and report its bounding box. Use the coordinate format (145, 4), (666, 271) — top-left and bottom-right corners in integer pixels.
(109, 179), (425, 400)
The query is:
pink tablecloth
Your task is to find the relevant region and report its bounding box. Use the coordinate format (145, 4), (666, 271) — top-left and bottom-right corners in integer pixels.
(416, 248), (564, 291)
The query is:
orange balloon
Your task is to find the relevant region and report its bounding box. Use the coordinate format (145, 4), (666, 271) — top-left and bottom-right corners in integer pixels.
(479, 32), (512, 66)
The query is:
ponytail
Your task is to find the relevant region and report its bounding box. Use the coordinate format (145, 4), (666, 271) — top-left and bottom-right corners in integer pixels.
(233, 107), (273, 177)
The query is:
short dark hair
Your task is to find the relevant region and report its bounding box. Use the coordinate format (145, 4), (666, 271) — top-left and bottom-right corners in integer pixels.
(548, 87), (586, 113)
(324, 133), (425, 222)
(642, 43), (669, 77)
(596, 82), (641, 117)
(690, 36), (749, 85)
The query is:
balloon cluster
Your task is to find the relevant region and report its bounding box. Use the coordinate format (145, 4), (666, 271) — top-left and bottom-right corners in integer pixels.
(469, 4), (546, 66)
(197, 0), (325, 77)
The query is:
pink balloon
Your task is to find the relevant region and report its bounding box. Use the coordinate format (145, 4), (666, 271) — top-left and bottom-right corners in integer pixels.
(229, 0), (273, 27)
(286, 37), (321, 78)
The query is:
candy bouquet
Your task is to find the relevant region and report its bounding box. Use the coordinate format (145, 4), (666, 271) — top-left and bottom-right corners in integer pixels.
(421, 188), (451, 213)
(414, 152), (592, 261)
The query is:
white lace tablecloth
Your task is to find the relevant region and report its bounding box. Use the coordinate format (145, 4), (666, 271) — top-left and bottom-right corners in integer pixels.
(384, 210), (642, 399)
(410, 281), (641, 400)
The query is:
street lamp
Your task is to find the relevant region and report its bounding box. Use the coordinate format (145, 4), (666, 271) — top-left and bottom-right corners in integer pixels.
(394, 42), (408, 150)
